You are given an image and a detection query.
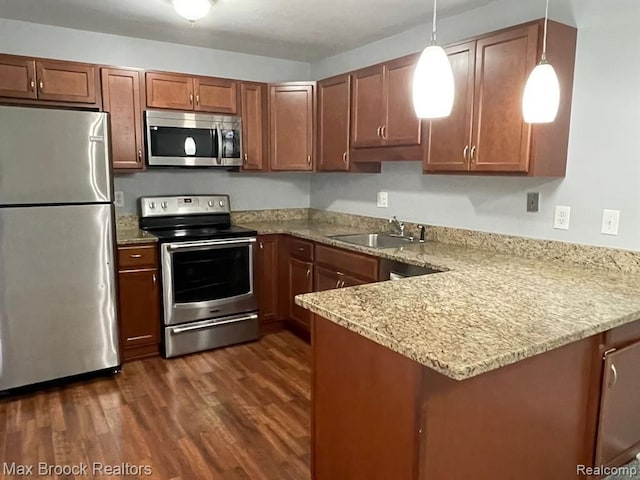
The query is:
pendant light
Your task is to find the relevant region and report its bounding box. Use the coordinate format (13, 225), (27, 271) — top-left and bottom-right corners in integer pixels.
(522, 0), (560, 123)
(172, 0), (213, 24)
(412, 0), (455, 119)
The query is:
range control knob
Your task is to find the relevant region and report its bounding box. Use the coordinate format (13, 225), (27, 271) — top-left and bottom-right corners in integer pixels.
(208, 200), (214, 207)
(149, 201), (156, 209)
(161, 201), (168, 209)
(219, 200), (225, 207)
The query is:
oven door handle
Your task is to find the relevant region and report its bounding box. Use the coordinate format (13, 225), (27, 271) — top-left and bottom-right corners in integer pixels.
(166, 238), (256, 251)
(171, 313), (258, 334)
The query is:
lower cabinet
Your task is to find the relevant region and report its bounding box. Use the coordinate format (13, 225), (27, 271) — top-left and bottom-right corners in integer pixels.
(288, 255), (314, 333)
(117, 243), (161, 362)
(256, 235), (280, 326)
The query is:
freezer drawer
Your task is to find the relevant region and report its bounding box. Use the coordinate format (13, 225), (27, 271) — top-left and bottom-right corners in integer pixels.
(0, 204), (119, 390)
(164, 313), (258, 358)
(0, 106), (111, 205)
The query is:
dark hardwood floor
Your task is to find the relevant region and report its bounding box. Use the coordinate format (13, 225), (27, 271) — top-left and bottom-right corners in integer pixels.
(0, 331), (311, 480)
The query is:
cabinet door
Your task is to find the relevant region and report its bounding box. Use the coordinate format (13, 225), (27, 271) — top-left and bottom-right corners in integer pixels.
(288, 257), (313, 331)
(118, 269), (160, 350)
(596, 341), (640, 466)
(194, 76), (238, 114)
(101, 68), (144, 170)
(315, 265), (341, 292)
(146, 72), (194, 110)
(269, 83), (314, 171)
(241, 82), (267, 171)
(317, 75), (351, 171)
(341, 273), (369, 288)
(36, 60), (97, 104)
(383, 55), (422, 147)
(0, 55), (37, 99)
(351, 65), (385, 148)
(471, 25), (539, 172)
(425, 42), (476, 172)
(257, 236), (279, 324)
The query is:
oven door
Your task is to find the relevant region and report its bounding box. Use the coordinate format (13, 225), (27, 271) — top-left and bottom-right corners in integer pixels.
(161, 237), (257, 326)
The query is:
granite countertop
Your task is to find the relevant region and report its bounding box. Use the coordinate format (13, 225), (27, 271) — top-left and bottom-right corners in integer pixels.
(238, 219), (640, 381)
(116, 227), (158, 245)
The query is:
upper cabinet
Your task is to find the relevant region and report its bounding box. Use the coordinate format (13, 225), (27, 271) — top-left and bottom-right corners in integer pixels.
(241, 82), (268, 171)
(146, 72), (239, 114)
(351, 54), (422, 150)
(425, 20), (577, 176)
(269, 82), (315, 171)
(101, 68), (145, 171)
(0, 54), (99, 107)
(317, 74), (351, 172)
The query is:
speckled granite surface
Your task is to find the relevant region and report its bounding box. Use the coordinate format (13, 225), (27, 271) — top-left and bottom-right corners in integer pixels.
(116, 228), (158, 245)
(235, 218), (640, 381)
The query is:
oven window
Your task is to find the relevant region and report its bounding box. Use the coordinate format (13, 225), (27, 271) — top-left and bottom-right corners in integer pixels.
(172, 246), (250, 304)
(150, 127), (217, 158)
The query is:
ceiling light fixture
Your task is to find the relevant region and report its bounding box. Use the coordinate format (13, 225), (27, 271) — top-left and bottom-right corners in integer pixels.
(171, 0), (213, 24)
(522, 0), (560, 123)
(412, 0), (455, 119)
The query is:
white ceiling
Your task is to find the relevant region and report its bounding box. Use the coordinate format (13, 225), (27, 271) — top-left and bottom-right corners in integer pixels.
(0, 0), (496, 61)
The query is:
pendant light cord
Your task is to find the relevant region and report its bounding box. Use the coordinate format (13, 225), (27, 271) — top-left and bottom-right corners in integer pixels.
(431, 0), (437, 43)
(542, 0), (549, 60)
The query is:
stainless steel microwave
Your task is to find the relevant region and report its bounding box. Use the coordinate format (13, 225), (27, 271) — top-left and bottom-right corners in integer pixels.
(145, 110), (242, 167)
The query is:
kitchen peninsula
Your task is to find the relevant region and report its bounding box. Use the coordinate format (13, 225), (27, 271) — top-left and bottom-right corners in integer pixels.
(292, 230), (640, 480)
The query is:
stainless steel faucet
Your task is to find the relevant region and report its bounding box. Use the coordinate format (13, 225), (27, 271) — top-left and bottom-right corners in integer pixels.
(389, 216), (406, 237)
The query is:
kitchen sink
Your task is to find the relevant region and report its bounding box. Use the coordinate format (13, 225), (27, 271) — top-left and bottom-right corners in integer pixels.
(330, 233), (417, 249)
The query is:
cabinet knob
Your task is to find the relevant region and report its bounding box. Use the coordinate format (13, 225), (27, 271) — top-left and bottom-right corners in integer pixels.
(608, 363), (618, 388)
(39, 80), (44, 91)
(377, 126), (382, 138)
(244, 153), (248, 161)
(381, 125), (387, 140)
(152, 274), (157, 285)
(29, 79), (35, 92)
(306, 269), (311, 278)
(335, 279), (341, 289)
(342, 152), (348, 164)
(307, 155), (311, 165)
(195, 94), (200, 105)
(189, 93), (194, 104)
(137, 149), (143, 162)
(259, 242), (264, 250)
(463, 145), (469, 162)
(470, 146), (477, 163)
(129, 254), (143, 259)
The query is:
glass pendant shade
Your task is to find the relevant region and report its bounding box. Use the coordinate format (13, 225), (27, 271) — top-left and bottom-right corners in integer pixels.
(412, 45), (455, 119)
(522, 61), (560, 123)
(172, 0), (212, 22)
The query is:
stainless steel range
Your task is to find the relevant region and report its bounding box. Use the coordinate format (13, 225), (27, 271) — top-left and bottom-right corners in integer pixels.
(139, 195), (258, 358)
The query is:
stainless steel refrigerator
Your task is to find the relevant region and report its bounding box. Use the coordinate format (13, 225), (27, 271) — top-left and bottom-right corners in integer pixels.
(0, 105), (119, 391)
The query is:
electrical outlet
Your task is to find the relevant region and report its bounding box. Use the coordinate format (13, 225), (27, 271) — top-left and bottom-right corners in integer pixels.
(527, 192), (540, 213)
(553, 206), (570, 230)
(377, 191), (389, 208)
(114, 191), (125, 208)
(601, 209), (620, 236)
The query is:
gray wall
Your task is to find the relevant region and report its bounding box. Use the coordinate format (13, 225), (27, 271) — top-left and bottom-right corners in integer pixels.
(310, 0), (640, 251)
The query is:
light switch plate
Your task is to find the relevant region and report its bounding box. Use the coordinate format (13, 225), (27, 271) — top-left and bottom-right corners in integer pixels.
(377, 192), (389, 208)
(553, 206), (570, 230)
(601, 209), (620, 236)
(114, 191), (125, 208)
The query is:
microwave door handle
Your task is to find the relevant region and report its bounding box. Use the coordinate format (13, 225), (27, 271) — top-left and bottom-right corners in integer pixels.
(216, 124), (224, 161)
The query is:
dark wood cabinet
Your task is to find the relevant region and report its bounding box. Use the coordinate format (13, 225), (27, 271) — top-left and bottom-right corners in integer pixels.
(101, 68), (144, 171)
(146, 72), (194, 110)
(117, 244), (160, 362)
(194, 76), (238, 114)
(256, 235), (279, 325)
(314, 265), (341, 292)
(146, 72), (239, 114)
(425, 42), (476, 172)
(596, 341), (640, 467)
(288, 256), (314, 331)
(36, 60), (97, 104)
(351, 65), (385, 148)
(269, 82), (315, 171)
(317, 74), (351, 171)
(241, 82), (267, 171)
(425, 20), (577, 176)
(0, 55), (37, 99)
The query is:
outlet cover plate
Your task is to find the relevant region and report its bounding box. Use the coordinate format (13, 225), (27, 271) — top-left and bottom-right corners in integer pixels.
(601, 209), (620, 236)
(114, 191), (125, 208)
(553, 205), (570, 230)
(527, 192), (540, 213)
(377, 191), (388, 208)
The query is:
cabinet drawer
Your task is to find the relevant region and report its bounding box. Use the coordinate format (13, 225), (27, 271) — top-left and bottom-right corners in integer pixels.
(289, 238), (314, 261)
(117, 245), (157, 270)
(315, 244), (378, 281)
